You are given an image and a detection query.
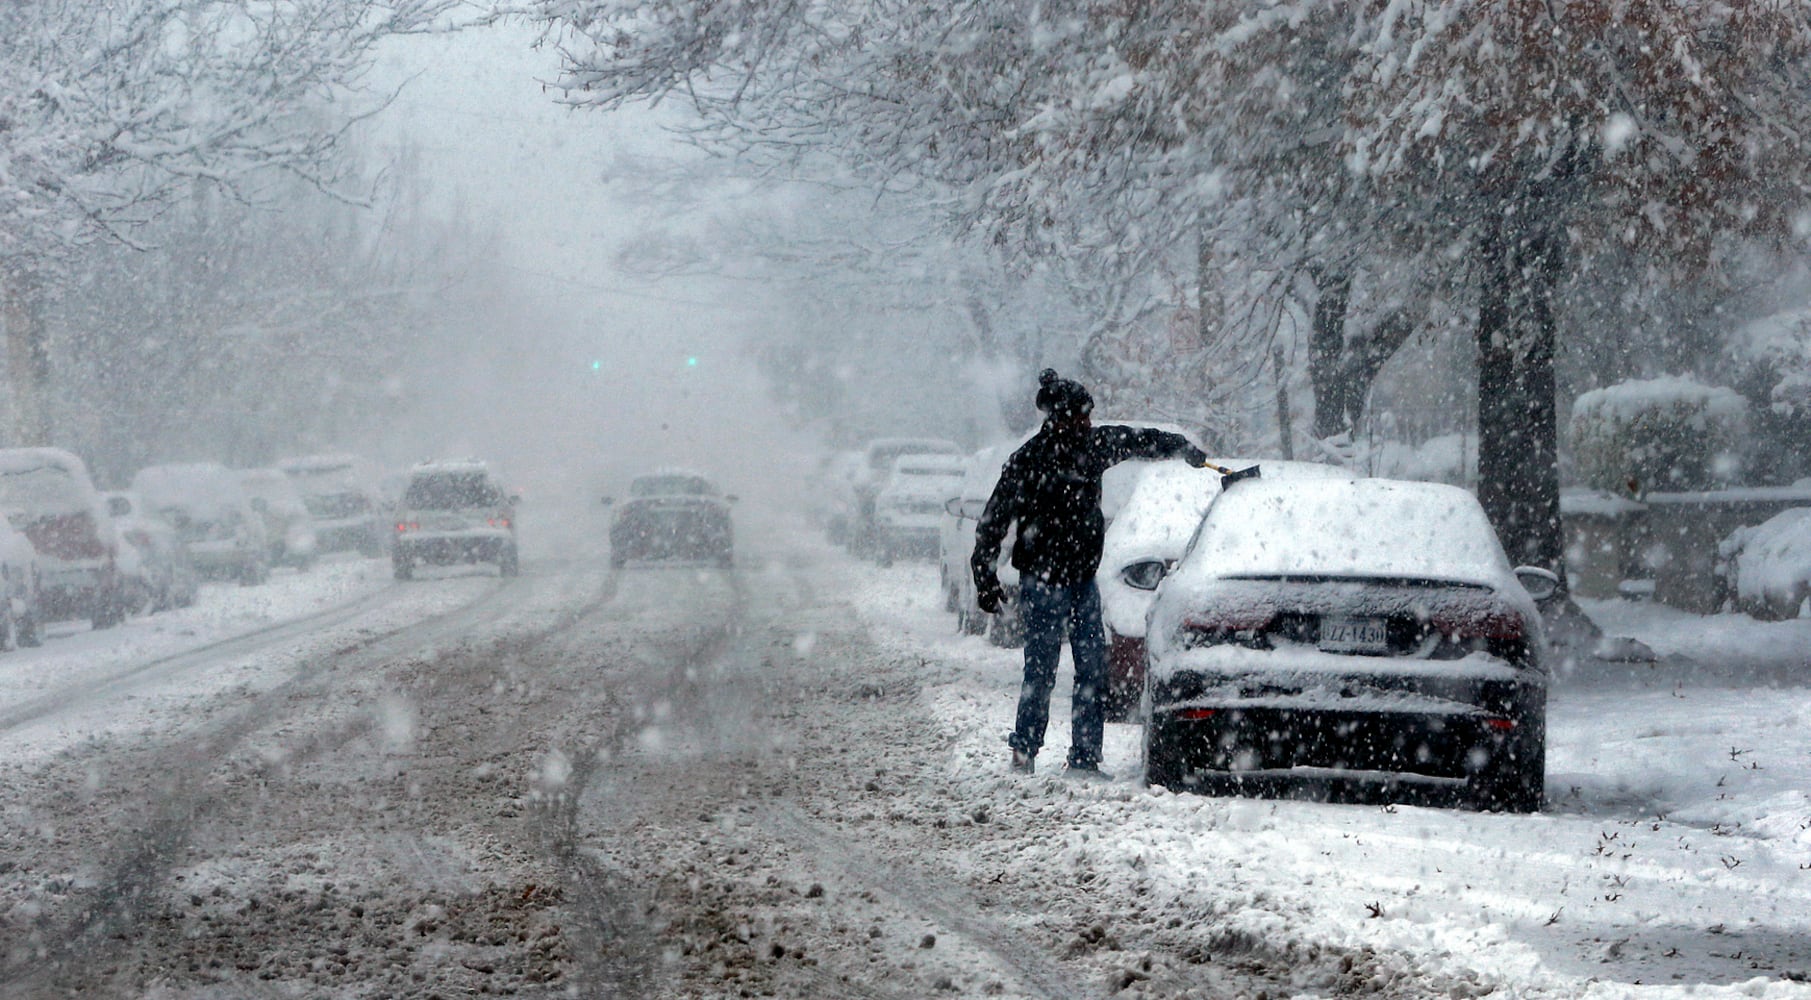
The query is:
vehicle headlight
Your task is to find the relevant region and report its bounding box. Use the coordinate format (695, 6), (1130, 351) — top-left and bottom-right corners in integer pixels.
(1119, 559), (1168, 591)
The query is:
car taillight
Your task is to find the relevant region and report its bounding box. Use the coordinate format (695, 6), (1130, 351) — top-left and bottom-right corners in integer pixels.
(1179, 609), (1275, 649)
(1429, 608), (1524, 640)
(488, 517), (511, 528)
(395, 521), (419, 533)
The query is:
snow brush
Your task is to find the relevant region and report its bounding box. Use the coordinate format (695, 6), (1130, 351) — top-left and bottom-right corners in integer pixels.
(1203, 461), (1261, 490)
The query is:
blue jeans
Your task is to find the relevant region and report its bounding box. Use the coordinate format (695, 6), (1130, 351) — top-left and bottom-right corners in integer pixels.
(1008, 577), (1107, 768)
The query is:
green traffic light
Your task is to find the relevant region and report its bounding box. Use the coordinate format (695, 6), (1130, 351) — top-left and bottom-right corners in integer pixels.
(591, 360), (602, 372)
(685, 355), (698, 368)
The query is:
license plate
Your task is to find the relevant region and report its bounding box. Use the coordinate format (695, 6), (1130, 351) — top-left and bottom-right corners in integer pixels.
(1319, 615), (1388, 653)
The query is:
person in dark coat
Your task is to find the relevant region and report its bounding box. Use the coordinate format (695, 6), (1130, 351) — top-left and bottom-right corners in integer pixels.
(972, 369), (1210, 776)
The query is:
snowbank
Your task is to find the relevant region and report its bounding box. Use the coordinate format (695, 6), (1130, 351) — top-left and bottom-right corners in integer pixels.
(1720, 508), (1811, 619)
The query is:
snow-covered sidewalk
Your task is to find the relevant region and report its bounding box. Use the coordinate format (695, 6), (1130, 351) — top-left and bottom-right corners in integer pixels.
(836, 557), (1811, 997)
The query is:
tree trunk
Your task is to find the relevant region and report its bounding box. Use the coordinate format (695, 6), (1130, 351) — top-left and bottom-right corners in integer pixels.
(1474, 209), (1565, 577)
(0, 267), (52, 446)
(1307, 270), (1353, 440)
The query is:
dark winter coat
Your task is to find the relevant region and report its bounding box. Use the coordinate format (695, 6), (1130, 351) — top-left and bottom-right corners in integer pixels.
(972, 423), (1208, 590)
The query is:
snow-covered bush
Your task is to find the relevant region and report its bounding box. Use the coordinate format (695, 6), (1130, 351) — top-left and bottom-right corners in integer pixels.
(1366, 432), (1476, 486)
(1568, 376), (1749, 496)
(1719, 508), (1811, 620)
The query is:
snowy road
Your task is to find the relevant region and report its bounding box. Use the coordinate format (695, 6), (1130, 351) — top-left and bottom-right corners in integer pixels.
(0, 533), (1808, 998)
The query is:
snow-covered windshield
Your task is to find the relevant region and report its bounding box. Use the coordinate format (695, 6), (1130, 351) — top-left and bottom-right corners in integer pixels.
(1180, 476), (1513, 586)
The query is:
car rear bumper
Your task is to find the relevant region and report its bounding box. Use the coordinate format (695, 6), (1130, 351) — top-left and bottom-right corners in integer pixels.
(395, 532), (512, 565)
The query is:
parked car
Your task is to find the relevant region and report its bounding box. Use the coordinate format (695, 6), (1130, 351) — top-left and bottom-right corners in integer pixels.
(392, 460), (519, 580)
(606, 469), (734, 568)
(0, 447), (125, 629)
(278, 453), (390, 557)
(0, 515), (43, 648)
(939, 437), (1030, 645)
(1142, 475), (1558, 812)
(238, 468), (318, 570)
(131, 463), (270, 586)
(1098, 459), (1349, 721)
(848, 438), (963, 557)
(103, 491), (199, 612)
(871, 453), (966, 564)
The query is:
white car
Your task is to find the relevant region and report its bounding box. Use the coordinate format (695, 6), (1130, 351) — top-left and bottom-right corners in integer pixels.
(278, 453), (391, 557)
(1098, 459), (1349, 720)
(1142, 475), (1558, 812)
(238, 468), (318, 570)
(131, 463), (271, 586)
(848, 437), (963, 558)
(392, 460), (519, 579)
(872, 453), (966, 564)
(939, 437), (1031, 645)
(0, 515), (42, 648)
(104, 491), (200, 613)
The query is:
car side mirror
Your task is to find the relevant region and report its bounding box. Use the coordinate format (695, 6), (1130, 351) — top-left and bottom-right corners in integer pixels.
(107, 496), (132, 517)
(1513, 566), (1561, 602)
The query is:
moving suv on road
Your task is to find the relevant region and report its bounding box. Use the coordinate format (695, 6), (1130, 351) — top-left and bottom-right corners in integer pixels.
(392, 461), (519, 580)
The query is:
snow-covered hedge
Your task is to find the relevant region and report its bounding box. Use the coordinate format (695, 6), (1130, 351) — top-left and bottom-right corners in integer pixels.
(1568, 375), (1749, 495)
(1719, 508), (1811, 620)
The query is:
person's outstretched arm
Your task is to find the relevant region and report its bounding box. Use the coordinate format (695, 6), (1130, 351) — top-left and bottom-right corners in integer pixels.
(1093, 425), (1210, 467)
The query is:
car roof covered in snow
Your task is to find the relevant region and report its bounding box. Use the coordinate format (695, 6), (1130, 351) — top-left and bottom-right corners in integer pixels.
(1170, 475), (1515, 589)
(131, 462), (254, 521)
(0, 447), (107, 520)
(1103, 460), (1350, 570)
(409, 459), (494, 477)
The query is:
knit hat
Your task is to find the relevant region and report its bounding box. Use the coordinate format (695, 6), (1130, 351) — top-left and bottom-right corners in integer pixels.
(1035, 369), (1093, 418)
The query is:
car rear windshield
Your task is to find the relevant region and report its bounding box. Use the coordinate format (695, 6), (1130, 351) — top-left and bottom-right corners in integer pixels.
(631, 475), (712, 497)
(0, 466), (85, 523)
(405, 473), (503, 510)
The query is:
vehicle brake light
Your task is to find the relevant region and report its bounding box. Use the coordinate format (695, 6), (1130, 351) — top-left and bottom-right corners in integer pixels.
(488, 517), (511, 528)
(1483, 716), (1517, 731)
(1430, 608), (1524, 640)
(1175, 708), (1218, 721)
(395, 521), (419, 533)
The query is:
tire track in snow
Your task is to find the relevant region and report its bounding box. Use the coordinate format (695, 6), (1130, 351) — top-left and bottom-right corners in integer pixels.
(0, 571), (553, 992)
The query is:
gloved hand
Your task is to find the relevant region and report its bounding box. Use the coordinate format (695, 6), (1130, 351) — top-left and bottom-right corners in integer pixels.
(975, 575), (1006, 614)
(1186, 447), (1212, 469)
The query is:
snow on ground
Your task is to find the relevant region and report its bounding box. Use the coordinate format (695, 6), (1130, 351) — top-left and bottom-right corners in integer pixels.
(839, 558), (1811, 997)
(0, 555), (496, 766)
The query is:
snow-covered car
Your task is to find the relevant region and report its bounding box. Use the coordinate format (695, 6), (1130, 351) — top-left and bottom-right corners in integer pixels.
(0, 447), (125, 629)
(392, 460), (519, 580)
(278, 453), (390, 557)
(1098, 459), (1349, 721)
(939, 438), (1029, 645)
(131, 463), (271, 586)
(871, 453), (966, 564)
(103, 491), (199, 613)
(1142, 476), (1558, 812)
(606, 469), (734, 569)
(238, 468), (318, 571)
(848, 437), (963, 557)
(0, 514), (43, 648)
